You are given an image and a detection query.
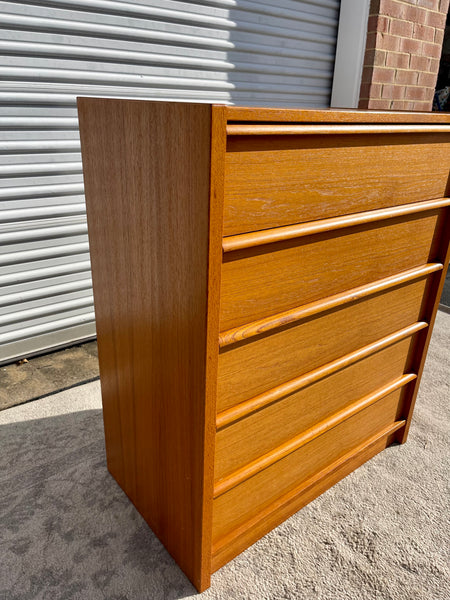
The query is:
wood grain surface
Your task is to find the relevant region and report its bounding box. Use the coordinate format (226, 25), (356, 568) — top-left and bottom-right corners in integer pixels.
(216, 322), (427, 429)
(396, 208), (450, 444)
(224, 105), (450, 123)
(227, 124), (450, 135)
(214, 375), (415, 496)
(215, 336), (417, 479)
(217, 276), (432, 412)
(219, 263), (442, 347)
(220, 211), (445, 331)
(211, 425), (402, 572)
(78, 98), (218, 591)
(193, 104), (228, 590)
(77, 101), (450, 591)
(212, 389), (407, 543)
(222, 198), (450, 253)
(224, 133), (450, 236)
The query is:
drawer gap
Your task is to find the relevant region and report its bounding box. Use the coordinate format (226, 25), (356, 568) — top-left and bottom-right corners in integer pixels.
(217, 321), (426, 430)
(211, 420), (405, 571)
(222, 198), (450, 253)
(219, 263), (441, 348)
(214, 376), (414, 497)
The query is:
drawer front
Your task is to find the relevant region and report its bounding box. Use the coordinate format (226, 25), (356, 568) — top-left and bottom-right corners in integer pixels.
(217, 276), (431, 412)
(215, 335), (416, 481)
(212, 388), (406, 543)
(220, 210), (444, 331)
(223, 132), (450, 236)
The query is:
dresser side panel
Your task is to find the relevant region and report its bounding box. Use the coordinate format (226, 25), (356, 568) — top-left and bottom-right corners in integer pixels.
(77, 98), (213, 589)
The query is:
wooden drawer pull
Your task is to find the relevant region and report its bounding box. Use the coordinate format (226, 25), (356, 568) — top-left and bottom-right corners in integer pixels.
(216, 321), (427, 430)
(219, 262), (442, 347)
(222, 197), (450, 253)
(214, 374), (415, 498)
(211, 419), (406, 565)
(226, 124), (450, 136)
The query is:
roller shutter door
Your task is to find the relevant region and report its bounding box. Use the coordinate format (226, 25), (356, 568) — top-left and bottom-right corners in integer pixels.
(0, 0), (340, 364)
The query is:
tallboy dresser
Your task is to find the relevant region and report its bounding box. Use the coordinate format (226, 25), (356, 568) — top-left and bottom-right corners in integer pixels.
(78, 99), (450, 592)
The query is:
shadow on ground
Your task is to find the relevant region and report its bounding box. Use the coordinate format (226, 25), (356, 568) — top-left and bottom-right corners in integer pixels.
(0, 407), (196, 600)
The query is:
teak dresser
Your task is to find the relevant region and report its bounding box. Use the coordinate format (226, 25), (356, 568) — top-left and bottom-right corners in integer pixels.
(77, 99), (450, 592)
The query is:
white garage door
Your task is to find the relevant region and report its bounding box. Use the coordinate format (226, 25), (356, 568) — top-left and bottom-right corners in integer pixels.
(0, 0), (340, 364)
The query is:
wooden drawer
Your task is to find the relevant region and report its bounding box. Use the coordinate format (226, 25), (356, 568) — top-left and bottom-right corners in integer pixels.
(220, 209), (445, 331)
(215, 335), (417, 481)
(212, 387), (407, 544)
(217, 275), (432, 412)
(223, 131), (450, 236)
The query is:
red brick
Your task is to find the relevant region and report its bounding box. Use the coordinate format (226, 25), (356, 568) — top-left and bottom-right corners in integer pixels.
(390, 18), (414, 37)
(413, 7), (429, 24)
(422, 41), (443, 58)
(386, 51), (410, 68)
(378, 0), (406, 18)
(416, 0), (440, 10)
(372, 82), (383, 97)
(367, 15), (378, 32)
(372, 66), (396, 83)
(359, 82), (371, 99)
(361, 66), (375, 84)
(367, 14), (390, 33)
(394, 69), (419, 84)
(378, 15), (391, 33)
(416, 99), (434, 111)
(390, 100), (409, 110)
(361, 67), (374, 85)
(380, 85), (392, 100)
(381, 83), (405, 99)
(418, 70), (438, 86)
(365, 31), (380, 50)
(359, 82), (383, 99)
(364, 48), (387, 66)
(410, 54), (430, 70)
(399, 37), (422, 54)
(413, 22), (436, 41)
(358, 97), (370, 109)
(440, 0), (449, 13)
(378, 33), (401, 51)
(370, 0), (381, 15)
(404, 4), (419, 22)
(429, 57), (440, 72)
(434, 27), (445, 45)
(412, 99), (434, 110)
(405, 86), (429, 100)
(426, 10), (447, 27)
(367, 98), (392, 109)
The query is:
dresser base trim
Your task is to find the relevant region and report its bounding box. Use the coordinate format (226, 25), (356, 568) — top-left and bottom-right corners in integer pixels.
(211, 420), (405, 572)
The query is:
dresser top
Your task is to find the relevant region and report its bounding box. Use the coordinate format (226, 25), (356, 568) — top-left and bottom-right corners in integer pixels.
(78, 97), (450, 124)
(223, 105), (450, 124)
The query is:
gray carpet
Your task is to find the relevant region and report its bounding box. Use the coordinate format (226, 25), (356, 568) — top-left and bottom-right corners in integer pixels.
(1, 311), (449, 600)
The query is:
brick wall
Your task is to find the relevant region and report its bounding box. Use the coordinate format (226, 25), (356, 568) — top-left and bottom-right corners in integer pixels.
(359, 0), (449, 110)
